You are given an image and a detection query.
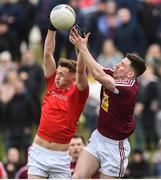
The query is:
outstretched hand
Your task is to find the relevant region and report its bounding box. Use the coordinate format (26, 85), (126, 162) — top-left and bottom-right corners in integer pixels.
(69, 26), (90, 50)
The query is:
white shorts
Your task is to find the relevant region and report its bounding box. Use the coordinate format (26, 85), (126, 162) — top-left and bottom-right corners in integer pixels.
(84, 129), (130, 177)
(27, 143), (71, 179)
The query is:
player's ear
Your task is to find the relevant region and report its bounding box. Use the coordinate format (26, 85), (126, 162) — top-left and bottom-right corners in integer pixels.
(70, 73), (76, 81)
(72, 74), (76, 81)
(128, 71), (135, 78)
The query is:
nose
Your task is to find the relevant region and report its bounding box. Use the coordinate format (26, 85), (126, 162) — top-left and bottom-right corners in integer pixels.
(56, 76), (60, 81)
(116, 64), (119, 68)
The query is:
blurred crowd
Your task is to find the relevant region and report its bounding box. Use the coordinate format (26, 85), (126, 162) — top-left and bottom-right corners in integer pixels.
(0, 0), (161, 178)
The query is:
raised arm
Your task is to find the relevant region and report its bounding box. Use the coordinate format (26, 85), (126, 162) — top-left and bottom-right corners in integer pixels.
(75, 47), (88, 91)
(69, 27), (116, 92)
(43, 29), (56, 77)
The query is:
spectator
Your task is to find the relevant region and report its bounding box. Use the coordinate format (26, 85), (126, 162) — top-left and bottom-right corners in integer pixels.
(0, 19), (18, 61)
(0, 161), (7, 179)
(114, 8), (146, 56)
(18, 50), (44, 125)
(138, 0), (160, 45)
(145, 43), (161, 73)
(69, 135), (100, 178)
(139, 65), (160, 151)
(0, 50), (13, 86)
(125, 148), (151, 178)
(97, 39), (123, 68)
(152, 139), (161, 177)
(5, 80), (34, 157)
(69, 135), (85, 175)
(4, 148), (23, 179)
(16, 0), (36, 47)
(0, 0), (23, 61)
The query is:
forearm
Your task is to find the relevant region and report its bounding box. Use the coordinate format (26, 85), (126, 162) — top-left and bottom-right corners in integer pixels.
(79, 46), (116, 91)
(79, 46), (104, 79)
(76, 48), (88, 90)
(44, 30), (56, 57)
(43, 30), (56, 76)
(76, 52), (86, 73)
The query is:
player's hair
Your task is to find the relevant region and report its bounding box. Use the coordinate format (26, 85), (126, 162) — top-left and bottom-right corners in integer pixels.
(72, 135), (85, 144)
(126, 53), (146, 77)
(58, 58), (76, 73)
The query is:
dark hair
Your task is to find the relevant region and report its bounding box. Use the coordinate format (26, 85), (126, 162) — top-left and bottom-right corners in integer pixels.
(72, 135), (85, 144)
(132, 148), (143, 155)
(126, 53), (146, 77)
(58, 58), (76, 73)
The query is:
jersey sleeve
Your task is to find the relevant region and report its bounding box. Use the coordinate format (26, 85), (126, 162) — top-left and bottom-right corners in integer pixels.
(71, 84), (89, 106)
(76, 85), (89, 103)
(103, 68), (114, 76)
(45, 72), (56, 88)
(115, 79), (137, 97)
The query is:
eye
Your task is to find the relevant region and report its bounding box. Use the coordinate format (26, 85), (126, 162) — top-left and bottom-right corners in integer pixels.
(60, 73), (65, 77)
(122, 62), (126, 67)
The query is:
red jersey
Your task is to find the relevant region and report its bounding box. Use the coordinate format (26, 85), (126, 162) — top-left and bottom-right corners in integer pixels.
(97, 68), (138, 140)
(37, 73), (89, 144)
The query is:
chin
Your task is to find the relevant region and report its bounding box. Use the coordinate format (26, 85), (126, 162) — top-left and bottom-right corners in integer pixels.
(56, 83), (60, 88)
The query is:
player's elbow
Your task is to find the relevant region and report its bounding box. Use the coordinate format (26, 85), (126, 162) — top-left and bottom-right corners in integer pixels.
(95, 74), (116, 92)
(93, 72), (104, 82)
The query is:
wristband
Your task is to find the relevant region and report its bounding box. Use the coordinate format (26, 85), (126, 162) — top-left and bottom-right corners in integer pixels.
(113, 88), (119, 94)
(48, 21), (57, 31)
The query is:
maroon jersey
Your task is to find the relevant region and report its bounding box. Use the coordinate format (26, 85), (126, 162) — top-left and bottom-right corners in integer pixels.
(97, 68), (138, 140)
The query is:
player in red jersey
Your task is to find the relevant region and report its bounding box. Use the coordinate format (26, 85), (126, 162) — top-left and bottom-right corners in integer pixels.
(27, 22), (89, 178)
(69, 27), (146, 179)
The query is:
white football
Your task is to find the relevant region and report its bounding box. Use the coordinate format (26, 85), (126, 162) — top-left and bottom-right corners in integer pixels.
(50, 4), (76, 30)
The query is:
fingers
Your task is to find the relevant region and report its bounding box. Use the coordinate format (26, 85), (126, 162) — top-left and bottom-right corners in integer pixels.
(69, 34), (75, 44)
(69, 34), (77, 45)
(71, 26), (79, 39)
(69, 26), (90, 47)
(69, 27), (79, 44)
(85, 32), (90, 39)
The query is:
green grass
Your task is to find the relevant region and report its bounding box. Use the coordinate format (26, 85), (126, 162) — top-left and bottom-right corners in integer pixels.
(0, 133), (5, 160)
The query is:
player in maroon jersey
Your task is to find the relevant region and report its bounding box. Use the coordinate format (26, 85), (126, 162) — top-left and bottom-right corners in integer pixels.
(69, 27), (146, 178)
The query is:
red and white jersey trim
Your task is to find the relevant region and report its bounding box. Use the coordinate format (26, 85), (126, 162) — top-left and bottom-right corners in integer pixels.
(115, 79), (136, 87)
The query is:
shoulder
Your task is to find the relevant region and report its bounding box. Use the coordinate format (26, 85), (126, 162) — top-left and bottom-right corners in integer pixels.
(115, 79), (136, 87)
(73, 83), (89, 94)
(115, 79), (138, 96)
